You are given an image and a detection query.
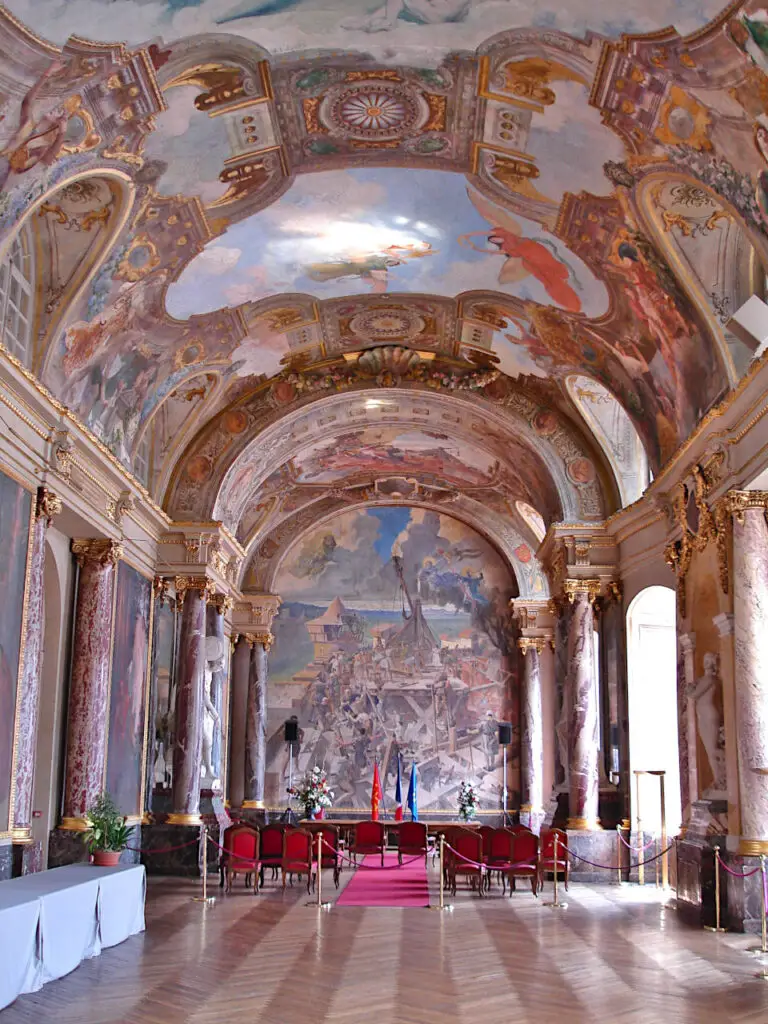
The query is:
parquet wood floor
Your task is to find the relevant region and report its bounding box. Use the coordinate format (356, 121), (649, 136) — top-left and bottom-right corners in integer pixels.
(4, 867), (768, 1023)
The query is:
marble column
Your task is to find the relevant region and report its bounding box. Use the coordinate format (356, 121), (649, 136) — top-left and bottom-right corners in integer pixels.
(12, 488), (62, 840)
(228, 636), (249, 809)
(730, 491), (768, 855)
(169, 576), (211, 825)
(564, 580), (601, 830)
(61, 539), (122, 829)
(244, 633), (272, 809)
(519, 637), (545, 832)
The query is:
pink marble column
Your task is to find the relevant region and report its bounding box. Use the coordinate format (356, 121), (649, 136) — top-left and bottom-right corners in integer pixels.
(12, 489), (62, 839)
(565, 582), (600, 830)
(61, 539), (122, 829)
(519, 638), (545, 833)
(730, 492), (768, 855)
(228, 636), (250, 809)
(169, 577), (210, 824)
(244, 634), (271, 809)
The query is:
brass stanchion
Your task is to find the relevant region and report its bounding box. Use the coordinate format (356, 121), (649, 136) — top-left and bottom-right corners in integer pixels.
(193, 825), (215, 905)
(655, 836), (660, 889)
(748, 855), (768, 964)
(635, 771), (644, 887)
(429, 833), (453, 911)
(704, 846), (726, 933)
(659, 773), (669, 890)
(307, 832), (332, 909)
(616, 826), (623, 886)
(544, 832), (567, 910)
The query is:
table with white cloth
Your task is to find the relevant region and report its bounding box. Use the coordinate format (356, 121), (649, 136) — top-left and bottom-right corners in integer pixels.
(0, 863), (146, 1011)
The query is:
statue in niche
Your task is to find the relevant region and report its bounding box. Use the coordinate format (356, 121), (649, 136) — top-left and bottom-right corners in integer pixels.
(689, 651), (727, 796)
(201, 635), (224, 791)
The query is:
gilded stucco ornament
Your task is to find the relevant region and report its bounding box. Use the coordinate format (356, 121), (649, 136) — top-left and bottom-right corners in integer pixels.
(562, 578), (602, 604)
(71, 538), (124, 566)
(35, 487), (62, 525)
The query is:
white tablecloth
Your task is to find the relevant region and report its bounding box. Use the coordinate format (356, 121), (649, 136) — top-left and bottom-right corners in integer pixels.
(0, 863), (146, 1010)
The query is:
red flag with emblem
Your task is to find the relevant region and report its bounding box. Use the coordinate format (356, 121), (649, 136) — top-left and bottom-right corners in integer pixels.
(371, 762), (382, 821)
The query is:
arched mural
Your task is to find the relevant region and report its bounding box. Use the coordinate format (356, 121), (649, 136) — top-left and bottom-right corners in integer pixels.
(264, 505), (520, 813)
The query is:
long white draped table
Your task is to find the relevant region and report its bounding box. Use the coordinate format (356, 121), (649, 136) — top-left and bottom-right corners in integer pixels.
(0, 863), (146, 1010)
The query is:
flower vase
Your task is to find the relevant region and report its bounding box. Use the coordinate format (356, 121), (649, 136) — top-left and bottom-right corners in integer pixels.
(311, 808), (325, 821)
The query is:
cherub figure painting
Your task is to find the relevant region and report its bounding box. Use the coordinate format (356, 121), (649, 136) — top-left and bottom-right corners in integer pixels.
(461, 188), (583, 312)
(304, 241), (434, 293)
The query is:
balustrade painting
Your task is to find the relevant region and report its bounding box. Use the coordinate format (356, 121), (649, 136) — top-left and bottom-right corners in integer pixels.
(106, 562), (152, 818)
(0, 470), (32, 834)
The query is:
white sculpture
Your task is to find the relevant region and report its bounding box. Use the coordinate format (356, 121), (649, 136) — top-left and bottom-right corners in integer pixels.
(690, 651), (727, 796)
(201, 635), (224, 791)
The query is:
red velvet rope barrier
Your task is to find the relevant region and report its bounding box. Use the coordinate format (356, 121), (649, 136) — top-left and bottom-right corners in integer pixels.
(568, 843), (676, 872)
(442, 842), (538, 872)
(125, 837), (201, 855)
(617, 830), (658, 853)
(321, 837), (427, 869)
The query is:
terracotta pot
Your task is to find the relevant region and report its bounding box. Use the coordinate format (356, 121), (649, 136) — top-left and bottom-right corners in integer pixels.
(92, 850), (121, 867)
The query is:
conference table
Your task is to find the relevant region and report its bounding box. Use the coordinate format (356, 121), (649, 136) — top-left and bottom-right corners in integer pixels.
(0, 863), (146, 1011)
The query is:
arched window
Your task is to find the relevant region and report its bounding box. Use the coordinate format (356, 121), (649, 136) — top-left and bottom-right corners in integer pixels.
(0, 226), (35, 366)
(626, 586), (680, 836)
(566, 375), (650, 507)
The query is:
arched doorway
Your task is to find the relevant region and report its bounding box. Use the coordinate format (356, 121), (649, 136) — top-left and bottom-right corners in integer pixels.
(626, 586), (681, 837)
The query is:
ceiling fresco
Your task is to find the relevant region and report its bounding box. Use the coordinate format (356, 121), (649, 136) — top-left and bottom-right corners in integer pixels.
(166, 168), (609, 315)
(1, 0), (768, 572)
(6, 0), (728, 63)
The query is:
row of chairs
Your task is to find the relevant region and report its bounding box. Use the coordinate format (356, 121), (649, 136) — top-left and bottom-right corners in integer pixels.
(442, 826), (569, 897)
(220, 822), (341, 894)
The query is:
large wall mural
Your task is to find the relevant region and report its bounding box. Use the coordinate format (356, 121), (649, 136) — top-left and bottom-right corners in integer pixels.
(266, 506), (520, 813)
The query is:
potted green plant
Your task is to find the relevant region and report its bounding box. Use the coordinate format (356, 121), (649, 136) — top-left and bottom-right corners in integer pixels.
(82, 793), (134, 866)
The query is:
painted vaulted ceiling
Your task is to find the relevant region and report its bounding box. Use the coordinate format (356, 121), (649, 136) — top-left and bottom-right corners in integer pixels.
(1, 0), (767, 590)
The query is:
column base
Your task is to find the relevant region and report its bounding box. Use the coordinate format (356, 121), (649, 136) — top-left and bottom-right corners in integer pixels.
(738, 838), (768, 856)
(59, 816), (88, 832)
(166, 812), (203, 826)
(566, 829), (615, 883)
(0, 842), (12, 881)
(241, 799), (265, 809)
(567, 816), (602, 831)
(140, 822), (203, 877)
(12, 839), (43, 877)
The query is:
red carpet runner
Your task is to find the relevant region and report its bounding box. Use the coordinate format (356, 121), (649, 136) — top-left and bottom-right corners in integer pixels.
(336, 852), (430, 907)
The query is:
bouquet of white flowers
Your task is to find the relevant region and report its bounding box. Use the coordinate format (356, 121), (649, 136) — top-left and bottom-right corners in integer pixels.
(289, 766), (334, 819)
(458, 780), (478, 821)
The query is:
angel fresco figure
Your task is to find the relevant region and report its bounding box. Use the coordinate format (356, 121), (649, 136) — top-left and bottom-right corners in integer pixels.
(215, 0), (470, 30)
(304, 242), (434, 294)
(461, 189), (583, 312)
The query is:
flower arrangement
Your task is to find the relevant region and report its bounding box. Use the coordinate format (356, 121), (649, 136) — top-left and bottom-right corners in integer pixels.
(458, 780), (478, 822)
(289, 766), (334, 820)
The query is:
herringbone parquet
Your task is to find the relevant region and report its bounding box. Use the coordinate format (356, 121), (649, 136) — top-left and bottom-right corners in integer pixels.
(4, 867), (768, 1023)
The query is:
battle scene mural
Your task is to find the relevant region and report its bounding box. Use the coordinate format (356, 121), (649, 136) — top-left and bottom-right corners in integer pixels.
(266, 506), (520, 813)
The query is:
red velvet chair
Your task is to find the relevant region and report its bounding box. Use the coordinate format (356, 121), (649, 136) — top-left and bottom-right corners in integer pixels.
(484, 827), (513, 891)
(397, 821), (428, 866)
(350, 820), (386, 867)
(538, 828), (569, 892)
(507, 830), (539, 896)
(223, 824), (261, 894)
(259, 823), (285, 886)
(479, 825), (495, 866)
(303, 822), (341, 888)
(446, 827), (485, 896)
(281, 827), (314, 892)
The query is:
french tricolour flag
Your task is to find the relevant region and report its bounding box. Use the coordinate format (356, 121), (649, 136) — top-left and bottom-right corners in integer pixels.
(394, 754), (403, 822)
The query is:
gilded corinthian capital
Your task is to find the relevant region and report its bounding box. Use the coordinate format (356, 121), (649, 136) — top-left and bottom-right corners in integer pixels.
(562, 578), (601, 604)
(725, 489), (768, 525)
(71, 538), (123, 566)
(35, 487), (62, 525)
(175, 575), (215, 604)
